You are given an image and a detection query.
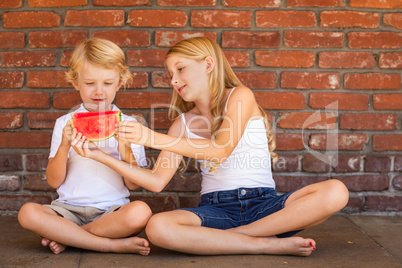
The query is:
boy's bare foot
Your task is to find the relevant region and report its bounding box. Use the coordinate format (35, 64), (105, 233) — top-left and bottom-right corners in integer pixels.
(112, 236), (150, 255)
(263, 236), (316, 256)
(41, 238), (67, 254)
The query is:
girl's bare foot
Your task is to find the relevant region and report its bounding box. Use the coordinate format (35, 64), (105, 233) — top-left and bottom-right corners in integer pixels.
(41, 238), (67, 254)
(262, 236), (316, 256)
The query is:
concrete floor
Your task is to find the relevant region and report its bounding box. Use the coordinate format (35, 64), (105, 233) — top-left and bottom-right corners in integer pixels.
(0, 215), (401, 268)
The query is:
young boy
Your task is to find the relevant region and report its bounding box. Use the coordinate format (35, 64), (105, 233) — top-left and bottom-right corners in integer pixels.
(18, 38), (152, 255)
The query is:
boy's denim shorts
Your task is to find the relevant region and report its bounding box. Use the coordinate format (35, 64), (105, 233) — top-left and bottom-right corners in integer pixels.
(180, 187), (300, 238)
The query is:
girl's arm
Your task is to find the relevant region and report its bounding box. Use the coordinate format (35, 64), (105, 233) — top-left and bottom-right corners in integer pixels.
(117, 86), (261, 164)
(116, 139), (141, 190)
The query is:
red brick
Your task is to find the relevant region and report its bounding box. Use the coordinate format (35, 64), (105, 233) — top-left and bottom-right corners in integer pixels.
(0, 155), (22, 172)
(128, 10), (187, 27)
(93, 30), (150, 47)
(0, 91), (49, 109)
(24, 174), (54, 191)
(309, 134), (368, 151)
(60, 50), (74, 67)
(224, 51), (249, 68)
(0, 32), (25, 49)
(333, 155), (361, 172)
(348, 32), (402, 49)
(0, 0), (22, 8)
(379, 52), (402, 69)
(25, 154), (49, 171)
(178, 195), (200, 209)
(345, 197), (363, 213)
(285, 31), (344, 48)
(29, 30), (88, 48)
(152, 71), (171, 88)
(222, 31), (280, 48)
(320, 11), (379, 28)
(364, 156), (391, 172)
(3, 11), (60, 29)
(256, 51), (315, 68)
(256, 11), (316, 28)
(127, 49), (168, 67)
(224, 0), (279, 7)
(65, 10), (124, 27)
(384, 13), (402, 29)
(350, 0), (402, 9)
(393, 175), (402, 190)
(281, 72), (340, 89)
(53, 91), (81, 109)
(319, 52), (375, 69)
(130, 194), (175, 213)
(0, 175), (20, 191)
(0, 72), (24, 89)
(373, 135), (402, 151)
(309, 92), (369, 111)
(254, 92), (306, 110)
(155, 31), (217, 47)
(0, 195), (51, 211)
(278, 112), (336, 130)
(0, 113), (23, 129)
(0, 132), (51, 149)
(0, 51), (56, 68)
(116, 92), (172, 109)
(345, 73), (401, 90)
(128, 72), (149, 89)
(235, 72), (276, 89)
(302, 155), (330, 172)
(333, 175), (388, 192)
(164, 174), (201, 192)
(365, 196), (402, 212)
(272, 155), (299, 172)
(395, 155), (402, 171)
(274, 176), (326, 192)
(373, 94), (402, 110)
(275, 134), (305, 151)
(149, 111), (171, 130)
(27, 112), (64, 129)
(29, 0), (87, 7)
(287, 0), (345, 6)
(27, 71), (71, 88)
(158, 0), (215, 6)
(191, 10), (251, 28)
(340, 113), (397, 130)
(94, 0), (151, 5)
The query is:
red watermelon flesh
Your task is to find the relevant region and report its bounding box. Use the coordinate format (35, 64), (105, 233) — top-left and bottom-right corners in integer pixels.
(70, 111), (121, 142)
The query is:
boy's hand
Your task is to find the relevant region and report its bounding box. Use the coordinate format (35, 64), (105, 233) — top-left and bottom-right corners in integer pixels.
(116, 121), (151, 146)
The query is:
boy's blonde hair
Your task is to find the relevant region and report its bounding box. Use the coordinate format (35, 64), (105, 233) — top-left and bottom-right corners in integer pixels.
(166, 37), (277, 166)
(65, 37), (133, 88)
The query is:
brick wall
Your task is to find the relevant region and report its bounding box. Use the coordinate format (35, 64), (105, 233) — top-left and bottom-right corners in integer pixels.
(0, 0), (401, 216)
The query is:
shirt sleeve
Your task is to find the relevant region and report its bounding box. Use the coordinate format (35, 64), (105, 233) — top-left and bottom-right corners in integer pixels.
(49, 115), (71, 159)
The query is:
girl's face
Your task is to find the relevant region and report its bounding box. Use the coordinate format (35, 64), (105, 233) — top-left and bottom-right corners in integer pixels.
(166, 55), (211, 102)
(73, 62), (122, 112)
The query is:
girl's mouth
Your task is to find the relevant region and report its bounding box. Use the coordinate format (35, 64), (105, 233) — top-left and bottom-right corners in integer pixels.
(177, 85), (186, 93)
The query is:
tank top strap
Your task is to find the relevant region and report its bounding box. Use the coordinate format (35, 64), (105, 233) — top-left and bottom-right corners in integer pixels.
(224, 87), (237, 113)
(181, 113), (191, 137)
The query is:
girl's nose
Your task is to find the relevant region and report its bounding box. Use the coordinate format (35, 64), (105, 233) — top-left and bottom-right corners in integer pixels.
(171, 76), (179, 86)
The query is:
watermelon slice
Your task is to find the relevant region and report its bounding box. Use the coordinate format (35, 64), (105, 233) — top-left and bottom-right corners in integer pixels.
(70, 111), (121, 142)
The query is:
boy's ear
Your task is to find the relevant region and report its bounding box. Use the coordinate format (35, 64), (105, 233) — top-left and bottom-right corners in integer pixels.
(72, 81), (80, 91)
(205, 56), (215, 73)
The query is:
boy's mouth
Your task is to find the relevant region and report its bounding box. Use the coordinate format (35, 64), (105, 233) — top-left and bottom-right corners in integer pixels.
(92, 99), (105, 102)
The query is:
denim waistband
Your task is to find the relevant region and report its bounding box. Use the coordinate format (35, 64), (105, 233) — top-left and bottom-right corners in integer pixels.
(200, 187), (276, 204)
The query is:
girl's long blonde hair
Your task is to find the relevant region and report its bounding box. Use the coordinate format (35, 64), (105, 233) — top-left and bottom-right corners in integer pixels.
(166, 37), (277, 169)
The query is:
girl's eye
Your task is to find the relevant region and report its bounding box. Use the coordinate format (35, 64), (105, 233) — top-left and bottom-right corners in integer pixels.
(178, 67), (184, 72)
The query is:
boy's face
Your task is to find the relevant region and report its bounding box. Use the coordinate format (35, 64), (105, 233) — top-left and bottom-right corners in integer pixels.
(73, 62), (122, 112)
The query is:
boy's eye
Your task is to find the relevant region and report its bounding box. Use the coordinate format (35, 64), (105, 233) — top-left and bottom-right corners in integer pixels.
(86, 82), (94, 85)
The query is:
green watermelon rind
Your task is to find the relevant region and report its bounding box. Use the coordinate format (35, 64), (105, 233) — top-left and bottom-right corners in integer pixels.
(70, 111), (121, 142)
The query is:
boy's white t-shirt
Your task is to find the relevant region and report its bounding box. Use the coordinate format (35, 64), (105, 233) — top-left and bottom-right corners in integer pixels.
(49, 104), (147, 210)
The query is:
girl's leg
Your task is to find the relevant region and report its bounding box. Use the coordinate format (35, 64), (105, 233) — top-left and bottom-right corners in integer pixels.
(82, 200), (152, 238)
(231, 179), (349, 237)
(145, 210), (315, 256)
(18, 202), (150, 255)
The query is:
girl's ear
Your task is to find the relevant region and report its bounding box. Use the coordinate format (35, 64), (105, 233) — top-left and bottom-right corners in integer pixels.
(205, 56), (215, 73)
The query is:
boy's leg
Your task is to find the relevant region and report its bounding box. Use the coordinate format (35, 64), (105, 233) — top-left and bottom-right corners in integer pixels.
(145, 210), (315, 256)
(18, 202), (150, 255)
(82, 200), (152, 238)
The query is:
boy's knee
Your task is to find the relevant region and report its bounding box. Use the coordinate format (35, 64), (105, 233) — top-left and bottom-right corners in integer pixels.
(18, 202), (38, 228)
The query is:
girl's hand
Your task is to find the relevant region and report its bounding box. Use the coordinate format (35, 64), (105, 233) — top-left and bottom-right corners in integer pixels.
(116, 121), (151, 146)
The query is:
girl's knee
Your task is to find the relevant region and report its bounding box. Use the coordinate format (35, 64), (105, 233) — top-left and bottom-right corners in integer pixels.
(325, 179), (349, 210)
(145, 213), (170, 244)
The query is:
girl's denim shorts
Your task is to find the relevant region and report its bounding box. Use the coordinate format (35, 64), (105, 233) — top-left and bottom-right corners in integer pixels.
(180, 187), (300, 238)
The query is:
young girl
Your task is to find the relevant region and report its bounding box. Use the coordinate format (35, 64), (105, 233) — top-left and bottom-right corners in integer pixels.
(18, 38), (152, 255)
(77, 37), (349, 256)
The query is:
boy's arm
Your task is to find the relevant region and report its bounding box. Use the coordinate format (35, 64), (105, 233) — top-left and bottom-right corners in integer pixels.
(46, 124), (72, 189)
